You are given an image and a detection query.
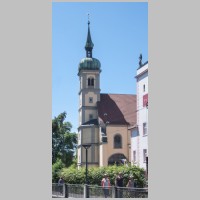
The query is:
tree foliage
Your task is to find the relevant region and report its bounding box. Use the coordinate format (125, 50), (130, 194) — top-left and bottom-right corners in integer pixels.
(52, 112), (77, 167)
(52, 159), (65, 182)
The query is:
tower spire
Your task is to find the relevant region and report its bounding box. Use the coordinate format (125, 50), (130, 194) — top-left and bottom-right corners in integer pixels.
(85, 14), (94, 58)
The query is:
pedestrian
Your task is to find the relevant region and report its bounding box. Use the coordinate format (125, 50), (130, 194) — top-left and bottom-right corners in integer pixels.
(115, 172), (124, 198)
(126, 175), (135, 188)
(115, 172), (124, 187)
(58, 177), (65, 195)
(126, 175), (135, 198)
(101, 174), (111, 198)
(58, 177), (64, 185)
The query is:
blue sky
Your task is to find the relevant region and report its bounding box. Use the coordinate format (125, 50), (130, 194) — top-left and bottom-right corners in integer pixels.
(52, 2), (148, 132)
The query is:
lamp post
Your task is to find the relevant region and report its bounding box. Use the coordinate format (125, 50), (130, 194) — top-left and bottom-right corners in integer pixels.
(82, 144), (91, 198)
(82, 144), (91, 185)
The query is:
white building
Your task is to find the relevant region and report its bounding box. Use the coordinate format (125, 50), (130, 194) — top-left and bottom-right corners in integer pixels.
(130, 57), (148, 171)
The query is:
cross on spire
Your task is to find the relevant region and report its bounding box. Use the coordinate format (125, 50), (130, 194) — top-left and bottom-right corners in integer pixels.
(88, 13), (90, 24)
(85, 14), (94, 58)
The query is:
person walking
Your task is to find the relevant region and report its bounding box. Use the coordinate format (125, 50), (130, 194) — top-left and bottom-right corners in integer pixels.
(58, 177), (64, 185)
(58, 177), (65, 195)
(126, 176), (136, 198)
(115, 172), (124, 198)
(101, 174), (111, 198)
(115, 172), (124, 187)
(126, 175), (135, 188)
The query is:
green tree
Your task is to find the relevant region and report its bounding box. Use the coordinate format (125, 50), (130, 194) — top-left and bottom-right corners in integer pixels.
(52, 112), (77, 167)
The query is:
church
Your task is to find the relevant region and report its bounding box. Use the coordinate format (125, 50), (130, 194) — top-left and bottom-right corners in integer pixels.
(77, 20), (137, 168)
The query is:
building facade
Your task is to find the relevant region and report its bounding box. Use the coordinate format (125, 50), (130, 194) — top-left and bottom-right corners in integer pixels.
(77, 20), (101, 168)
(130, 58), (148, 171)
(77, 20), (137, 168)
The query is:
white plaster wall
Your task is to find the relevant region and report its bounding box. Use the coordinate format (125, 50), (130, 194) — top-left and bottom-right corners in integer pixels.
(136, 63), (148, 76)
(137, 67), (148, 170)
(131, 63), (148, 170)
(131, 129), (139, 165)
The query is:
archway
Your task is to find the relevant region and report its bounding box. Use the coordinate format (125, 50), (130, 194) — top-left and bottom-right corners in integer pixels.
(108, 153), (127, 166)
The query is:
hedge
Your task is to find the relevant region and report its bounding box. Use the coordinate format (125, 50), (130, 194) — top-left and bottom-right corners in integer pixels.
(57, 164), (146, 188)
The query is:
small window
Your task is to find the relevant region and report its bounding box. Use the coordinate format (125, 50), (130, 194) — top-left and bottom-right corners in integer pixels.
(88, 78), (91, 86)
(133, 151), (136, 163)
(91, 78), (94, 86)
(143, 122), (147, 136)
(88, 77), (94, 87)
(143, 84), (145, 92)
(114, 134), (122, 148)
(143, 149), (147, 163)
(89, 97), (93, 103)
(89, 114), (93, 120)
(101, 126), (106, 134)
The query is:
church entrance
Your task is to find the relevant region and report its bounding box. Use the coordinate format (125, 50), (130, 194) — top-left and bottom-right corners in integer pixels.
(108, 153), (127, 166)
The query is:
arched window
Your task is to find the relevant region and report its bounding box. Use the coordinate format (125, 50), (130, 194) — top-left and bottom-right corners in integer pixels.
(91, 78), (94, 86)
(88, 77), (94, 87)
(88, 78), (91, 86)
(114, 134), (122, 148)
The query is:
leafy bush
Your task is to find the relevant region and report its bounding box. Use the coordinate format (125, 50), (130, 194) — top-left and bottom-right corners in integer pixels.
(52, 159), (65, 182)
(59, 165), (146, 188)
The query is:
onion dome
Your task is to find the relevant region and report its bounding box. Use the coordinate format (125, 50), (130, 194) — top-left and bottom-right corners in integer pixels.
(79, 57), (101, 72)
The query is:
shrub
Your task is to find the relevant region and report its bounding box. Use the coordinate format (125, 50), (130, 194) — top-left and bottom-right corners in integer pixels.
(52, 159), (65, 182)
(60, 165), (146, 187)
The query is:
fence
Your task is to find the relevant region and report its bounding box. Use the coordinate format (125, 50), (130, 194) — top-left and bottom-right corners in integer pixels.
(52, 183), (148, 198)
(115, 187), (148, 198)
(87, 185), (114, 198)
(67, 184), (84, 198)
(52, 183), (65, 198)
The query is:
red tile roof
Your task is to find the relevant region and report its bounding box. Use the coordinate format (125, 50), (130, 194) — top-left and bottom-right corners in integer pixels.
(97, 94), (137, 126)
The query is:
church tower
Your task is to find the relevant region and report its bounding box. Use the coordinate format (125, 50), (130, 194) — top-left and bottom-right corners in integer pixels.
(77, 19), (101, 168)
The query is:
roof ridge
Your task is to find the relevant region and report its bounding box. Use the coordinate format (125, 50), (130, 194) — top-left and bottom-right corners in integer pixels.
(100, 93), (136, 96)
